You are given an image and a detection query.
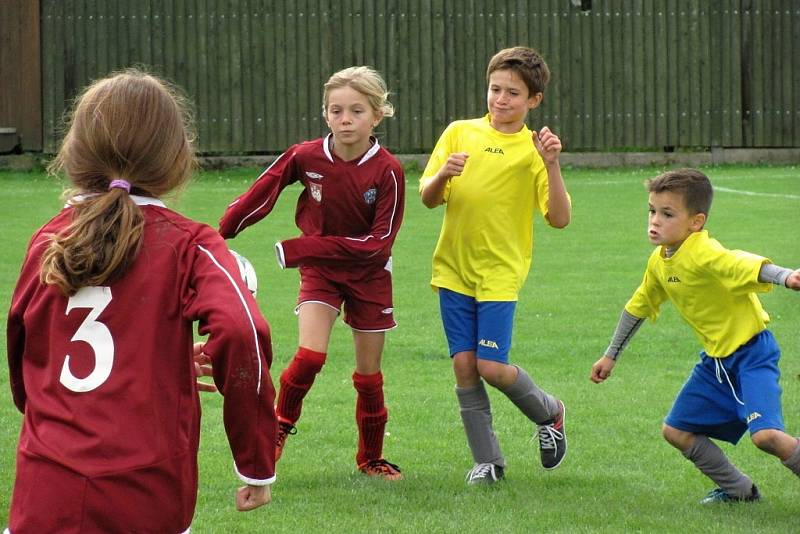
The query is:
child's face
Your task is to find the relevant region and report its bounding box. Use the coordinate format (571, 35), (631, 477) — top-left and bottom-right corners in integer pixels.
(486, 69), (542, 133)
(647, 191), (706, 249)
(325, 86), (381, 151)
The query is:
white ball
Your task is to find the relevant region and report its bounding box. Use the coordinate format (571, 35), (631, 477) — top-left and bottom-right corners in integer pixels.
(229, 249), (258, 296)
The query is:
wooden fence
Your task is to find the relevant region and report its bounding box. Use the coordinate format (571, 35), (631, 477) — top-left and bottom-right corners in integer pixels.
(14, 1), (800, 153)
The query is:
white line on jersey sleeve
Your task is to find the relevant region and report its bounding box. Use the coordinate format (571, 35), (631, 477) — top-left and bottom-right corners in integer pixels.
(196, 244), (262, 395)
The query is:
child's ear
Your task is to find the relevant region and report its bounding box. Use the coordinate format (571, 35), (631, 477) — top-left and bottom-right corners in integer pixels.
(691, 212), (707, 231)
(372, 111), (384, 129)
(527, 92), (544, 110)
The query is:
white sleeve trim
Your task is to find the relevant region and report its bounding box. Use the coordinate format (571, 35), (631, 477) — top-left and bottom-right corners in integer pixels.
(235, 461), (276, 486)
(274, 242), (286, 269)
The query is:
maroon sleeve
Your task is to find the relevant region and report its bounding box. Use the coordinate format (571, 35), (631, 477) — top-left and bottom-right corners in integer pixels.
(218, 149), (298, 239)
(279, 166), (405, 267)
(7, 276), (28, 413)
(183, 227), (277, 483)
(6, 229), (50, 413)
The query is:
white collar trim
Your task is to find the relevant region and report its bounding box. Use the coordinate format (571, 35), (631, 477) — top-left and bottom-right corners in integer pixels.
(66, 194), (166, 208)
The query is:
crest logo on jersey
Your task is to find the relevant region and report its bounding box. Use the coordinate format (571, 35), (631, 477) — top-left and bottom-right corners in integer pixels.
(309, 182), (322, 202)
(363, 188), (377, 204)
(305, 171), (324, 180)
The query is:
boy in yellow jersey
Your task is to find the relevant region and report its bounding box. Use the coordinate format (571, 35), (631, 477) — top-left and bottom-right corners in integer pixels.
(420, 46), (571, 484)
(591, 168), (800, 503)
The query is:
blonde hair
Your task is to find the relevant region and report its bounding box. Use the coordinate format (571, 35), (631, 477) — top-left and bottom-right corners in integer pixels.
(42, 67), (197, 295)
(322, 66), (394, 119)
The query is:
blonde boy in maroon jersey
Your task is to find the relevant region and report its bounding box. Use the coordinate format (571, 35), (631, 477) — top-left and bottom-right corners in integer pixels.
(220, 66), (405, 480)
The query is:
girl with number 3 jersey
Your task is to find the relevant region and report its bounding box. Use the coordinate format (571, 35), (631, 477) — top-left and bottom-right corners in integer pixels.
(5, 69), (277, 533)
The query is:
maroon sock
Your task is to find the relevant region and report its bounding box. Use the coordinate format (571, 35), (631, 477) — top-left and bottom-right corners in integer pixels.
(353, 371), (388, 465)
(276, 347), (326, 423)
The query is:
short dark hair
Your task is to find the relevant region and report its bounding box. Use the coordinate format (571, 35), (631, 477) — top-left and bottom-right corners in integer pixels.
(647, 168), (713, 216)
(486, 46), (550, 97)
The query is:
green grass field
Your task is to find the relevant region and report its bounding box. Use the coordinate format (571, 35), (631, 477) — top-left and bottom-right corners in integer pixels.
(1, 165), (798, 533)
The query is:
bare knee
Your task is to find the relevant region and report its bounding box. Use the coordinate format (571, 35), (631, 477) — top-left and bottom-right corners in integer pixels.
(662, 424), (695, 451)
(476, 359), (517, 389)
(751, 429), (782, 455)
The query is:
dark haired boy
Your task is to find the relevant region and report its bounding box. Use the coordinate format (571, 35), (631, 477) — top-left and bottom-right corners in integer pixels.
(592, 168), (800, 503)
(420, 46), (571, 484)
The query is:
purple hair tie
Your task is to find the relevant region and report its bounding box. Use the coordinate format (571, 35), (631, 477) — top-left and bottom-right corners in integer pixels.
(109, 179), (131, 192)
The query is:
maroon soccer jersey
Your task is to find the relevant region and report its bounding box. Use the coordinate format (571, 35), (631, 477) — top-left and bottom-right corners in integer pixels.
(6, 196), (277, 532)
(219, 135), (405, 268)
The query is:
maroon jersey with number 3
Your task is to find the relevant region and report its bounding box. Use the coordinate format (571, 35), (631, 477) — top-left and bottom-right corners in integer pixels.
(6, 196), (277, 533)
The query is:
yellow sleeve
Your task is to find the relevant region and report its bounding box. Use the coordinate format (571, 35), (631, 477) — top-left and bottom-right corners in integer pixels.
(696, 241), (773, 296)
(624, 258), (668, 321)
(420, 123), (457, 201)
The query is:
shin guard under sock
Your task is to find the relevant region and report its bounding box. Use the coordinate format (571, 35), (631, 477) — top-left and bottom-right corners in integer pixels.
(276, 347), (327, 423)
(456, 380), (505, 467)
(683, 434), (753, 498)
(354, 371), (388, 465)
(781, 438), (800, 478)
(500, 365), (560, 424)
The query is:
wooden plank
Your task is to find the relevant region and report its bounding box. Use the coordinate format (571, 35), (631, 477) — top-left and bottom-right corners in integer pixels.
(740, 0), (752, 146)
(780, 0), (792, 145)
(0, 0), (42, 150)
(589, 4), (604, 148)
(688, 0), (702, 146)
(622, 0), (635, 148)
(794, 1), (800, 144)
(428, 0), (446, 150)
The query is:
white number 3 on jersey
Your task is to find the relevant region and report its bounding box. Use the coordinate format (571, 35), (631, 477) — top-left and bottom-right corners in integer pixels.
(60, 286), (115, 393)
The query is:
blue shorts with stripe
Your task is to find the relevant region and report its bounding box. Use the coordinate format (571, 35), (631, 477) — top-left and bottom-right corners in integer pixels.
(665, 330), (784, 444)
(438, 288), (516, 363)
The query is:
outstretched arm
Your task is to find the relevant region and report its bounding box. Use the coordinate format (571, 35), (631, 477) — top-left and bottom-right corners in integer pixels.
(590, 309), (645, 383)
(759, 263), (800, 290)
(787, 270), (800, 290)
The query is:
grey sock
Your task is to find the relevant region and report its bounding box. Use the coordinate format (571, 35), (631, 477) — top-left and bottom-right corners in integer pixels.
(499, 365), (559, 424)
(683, 435), (754, 498)
(456, 381), (505, 467)
(781, 438), (800, 477)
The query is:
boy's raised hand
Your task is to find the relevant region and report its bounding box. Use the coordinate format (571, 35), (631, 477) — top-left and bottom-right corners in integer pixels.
(787, 269), (800, 290)
(590, 355), (617, 383)
(439, 152), (469, 179)
(533, 126), (562, 166)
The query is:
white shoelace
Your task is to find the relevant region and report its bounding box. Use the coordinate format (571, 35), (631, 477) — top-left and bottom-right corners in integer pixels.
(538, 424), (564, 450)
(466, 463), (498, 482)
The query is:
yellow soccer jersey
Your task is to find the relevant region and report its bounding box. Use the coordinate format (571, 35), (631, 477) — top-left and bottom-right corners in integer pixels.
(625, 230), (773, 357)
(420, 115), (560, 301)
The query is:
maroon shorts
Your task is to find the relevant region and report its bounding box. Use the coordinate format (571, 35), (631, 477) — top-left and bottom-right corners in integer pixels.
(297, 261), (396, 331)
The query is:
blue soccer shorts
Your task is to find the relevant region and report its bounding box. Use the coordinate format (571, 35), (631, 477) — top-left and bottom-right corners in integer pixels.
(665, 330), (784, 444)
(438, 287), (516, 363)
